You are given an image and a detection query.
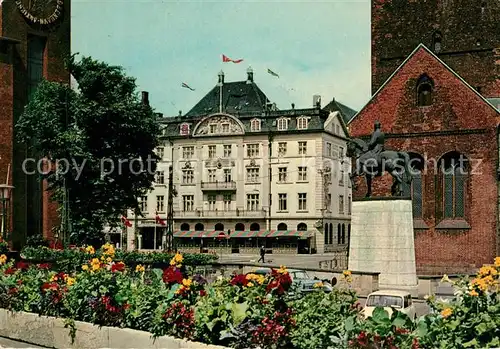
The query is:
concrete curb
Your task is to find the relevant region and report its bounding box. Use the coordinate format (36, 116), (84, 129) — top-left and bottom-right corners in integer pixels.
(0, 309), (228, 349)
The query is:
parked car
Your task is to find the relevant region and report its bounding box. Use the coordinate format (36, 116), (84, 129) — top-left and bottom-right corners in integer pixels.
(363, 290), (417, 320)
(245, 268), (333, 294)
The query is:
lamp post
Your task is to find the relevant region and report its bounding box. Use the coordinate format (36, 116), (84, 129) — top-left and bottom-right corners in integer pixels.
(0, 184), (14, 242)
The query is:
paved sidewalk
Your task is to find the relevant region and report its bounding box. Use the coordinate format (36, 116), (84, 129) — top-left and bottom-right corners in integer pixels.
(0, 337), (44, 348)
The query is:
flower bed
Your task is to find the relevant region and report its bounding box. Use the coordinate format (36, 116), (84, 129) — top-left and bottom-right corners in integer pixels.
(0, 245), (499, 348)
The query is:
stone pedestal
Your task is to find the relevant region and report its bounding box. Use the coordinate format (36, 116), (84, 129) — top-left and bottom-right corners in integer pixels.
(348, 198), (418, 296)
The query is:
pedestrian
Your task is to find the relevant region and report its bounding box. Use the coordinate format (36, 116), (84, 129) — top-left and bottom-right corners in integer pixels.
(258, 245), (265, 263)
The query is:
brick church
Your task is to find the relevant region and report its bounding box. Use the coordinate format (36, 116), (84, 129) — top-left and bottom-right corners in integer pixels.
(0, 0), (70, 249)
(349, 0), (500, 274)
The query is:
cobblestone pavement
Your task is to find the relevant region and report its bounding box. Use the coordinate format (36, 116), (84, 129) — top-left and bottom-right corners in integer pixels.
(0, 337), (44, 348)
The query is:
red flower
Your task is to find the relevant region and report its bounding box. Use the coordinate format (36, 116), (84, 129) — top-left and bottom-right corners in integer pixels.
(17, 279), (22, 285)
(357, 331), (368, 346)
(412, 338), (420, 349)
(199, 290), (207, 297)
(48, 241), (63, 250)
(111, 262), (125, 272)
(230, 274), (249, 287)
(4, 267), (16, 275)
(395, 327), (409, 335)
(8, 287), (18, 295)
(162, 266), (183, 284)
(41, 282), (59, 292)
(37, 263), (52, 269)
(16, 261), (30, 270)
(123, 303), (131, 310)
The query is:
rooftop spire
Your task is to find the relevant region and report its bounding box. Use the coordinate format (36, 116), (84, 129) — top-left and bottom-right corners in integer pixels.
(218, 70), (225, 85)
(246, 66), (254, 83)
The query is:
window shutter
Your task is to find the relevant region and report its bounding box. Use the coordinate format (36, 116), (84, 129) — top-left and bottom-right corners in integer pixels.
(434, 174), (443, 221)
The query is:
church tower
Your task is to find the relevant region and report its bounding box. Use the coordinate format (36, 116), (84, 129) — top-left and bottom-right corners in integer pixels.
(371, 0), (500, 97)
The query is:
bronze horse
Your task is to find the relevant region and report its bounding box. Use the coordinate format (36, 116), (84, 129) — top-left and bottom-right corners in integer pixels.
(346, 138), (413, 197)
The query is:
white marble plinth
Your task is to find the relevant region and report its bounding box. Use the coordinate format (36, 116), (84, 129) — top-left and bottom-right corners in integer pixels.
(348, 198), (418, 296)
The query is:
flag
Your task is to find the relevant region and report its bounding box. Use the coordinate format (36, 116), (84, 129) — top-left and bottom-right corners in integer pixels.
(156, 212), (166, 226)
(222, 54), (243, 63)
(181, 82), (195, 91)
(121, 215), (132, 228)
(267, 68), (279, 78)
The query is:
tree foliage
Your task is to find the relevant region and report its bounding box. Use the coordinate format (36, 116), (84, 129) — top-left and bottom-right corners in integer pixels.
(16, 55), (160, 245)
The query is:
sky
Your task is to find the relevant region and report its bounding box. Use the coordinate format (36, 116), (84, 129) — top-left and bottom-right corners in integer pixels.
(72, 0), (371, 116)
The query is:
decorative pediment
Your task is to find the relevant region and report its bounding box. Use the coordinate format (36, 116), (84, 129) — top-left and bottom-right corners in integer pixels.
(192, 113), (245, 137)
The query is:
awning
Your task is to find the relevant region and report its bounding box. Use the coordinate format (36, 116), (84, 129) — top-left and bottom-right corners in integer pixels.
(231, 230), (269, 238)
(173, 230), (229, 238)
(266, 230), (314, 238)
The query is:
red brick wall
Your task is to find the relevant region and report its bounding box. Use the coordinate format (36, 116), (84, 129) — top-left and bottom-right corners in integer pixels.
(0, 0), (70, 245)
(349, 46), (500, 274)
(372, 0), (500, 97)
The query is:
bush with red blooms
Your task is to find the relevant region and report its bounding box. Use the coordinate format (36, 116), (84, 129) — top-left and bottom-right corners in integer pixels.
(266, 267), (292, 296)
(162, 266), (183, 285)
(252, 308), (296, 348)
(154, 301), (195, 340)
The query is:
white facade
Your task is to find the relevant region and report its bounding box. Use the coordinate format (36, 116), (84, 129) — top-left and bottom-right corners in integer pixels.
(126, 111), (351, 254)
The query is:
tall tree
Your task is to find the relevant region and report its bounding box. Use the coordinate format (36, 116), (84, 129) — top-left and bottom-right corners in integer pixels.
(16, 56), (160, 245)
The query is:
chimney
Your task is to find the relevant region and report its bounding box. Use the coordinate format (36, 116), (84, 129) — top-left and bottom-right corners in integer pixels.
(178, 110), (182, 117)
(291, 103), (295, 109)
(218, 70), (225, 85)
(141, 91), (149, 106)
(313, 95), (321, 108)
(246, 66), (254, 83)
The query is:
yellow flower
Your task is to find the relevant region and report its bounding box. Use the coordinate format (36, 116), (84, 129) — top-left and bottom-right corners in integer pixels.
(66, 277), (76, 286)
(101, 242), (115, 256)
(91, 263), (100, 271)
(0, 254), (7, 265)
(135, 264), (145, 272)
(246, 273), (265, 285)
(170, 252), (184, 266)
(182, 278), (192, 288)
(247, 282), (254, 287)
(277, 265), (288, 274)
(469, 290), (479, 297)
(343, 270), (352, 277)
(314, 282), (324, 288)
(494, 257), (500, 268)
(85, 245), (95, 254)
(106, 257), (112, 263)
(441, 274), (451, 283)
(82, 265), (89, 271)
(441, 308), (452, 318)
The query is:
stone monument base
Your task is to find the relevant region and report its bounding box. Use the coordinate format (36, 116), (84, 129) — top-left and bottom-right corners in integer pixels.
(348, 197), (418, 297)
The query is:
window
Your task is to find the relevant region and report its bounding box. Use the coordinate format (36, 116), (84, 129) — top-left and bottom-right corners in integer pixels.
(195, 223), (204, 231)
(337, 224), (341, 244)
(402, 153), (424, 218)
(155, 171), (165, 184)
(432, 31), (442, 53)
(182, 146), (194, 159)
(297, 117), (308, 130)
(182, 169), (194, 184)
(246, 168), (260, 183)
(339, 147), (344, 158)
(278, 142), (287, 156)
(180, 123), (190, 136)
(336, 124), (340, 135)
(250, 223), (260, 231)
(298, 193), (307, 211)
(209, 124), (217, 134)
(224, 169), (232, 182)
(180, 223), (190, 231)
(207, 194), (216, 211)
(221, 123), (230, 133)
(157, 147), (164, 159)
(417, 74), (434, 107)
(327, 193), (332, 211)
(235, 223), (245, 231)
(298, 167), (307, 181)
(297, 223), (307, 231)
(223, 193), (232, 211)
(250, 119), (261, 132)
(277, 118), (288, 131)
(139, 196), (148, 213)
(278, 193), (287, 211)
(208, 169), (216, 182)
(277, 222), (287, 231)
(223, 145), (232, 157)
(208, 145), (216, 158)
(247, 144), (259, 157)
(440, 152), (468, 219)
(348, 172), (351, 187)
(246, 194), (260, 211)
(156, 195), (165, 213)
(183, 195), (194, 211)
(215, 223), (224, 231)
(326, 142), (332, 157)
(347, 196), (351, 215)
(298, 141), (307, 155)
(278, 167), (287, 182)
(27, 35), (46, 100)
(339, 195), (344, 214)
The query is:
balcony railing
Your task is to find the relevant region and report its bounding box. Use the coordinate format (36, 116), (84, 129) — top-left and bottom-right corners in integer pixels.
(201, 181), (237, 190)
(174, 209), (265, 218)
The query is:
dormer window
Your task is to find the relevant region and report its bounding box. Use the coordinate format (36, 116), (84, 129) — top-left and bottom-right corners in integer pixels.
(277, 118), (288, 131)
(250, 118), (261, 132)
(221, 123), (230, 133)
(179, 123), (190, 136)
(416, 74), (434, 107)
(209, 124), (217, 134)
(297, 116), (308, 130)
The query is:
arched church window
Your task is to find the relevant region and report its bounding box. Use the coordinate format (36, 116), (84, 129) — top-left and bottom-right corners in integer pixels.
(416, 74), (434, 107)
(438, 152), (468, 219)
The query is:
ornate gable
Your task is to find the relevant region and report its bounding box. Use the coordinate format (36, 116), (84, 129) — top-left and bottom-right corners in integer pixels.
(192, 113), (245, 137)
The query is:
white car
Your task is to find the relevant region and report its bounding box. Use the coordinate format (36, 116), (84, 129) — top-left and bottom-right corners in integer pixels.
(363, 290), (417, 320)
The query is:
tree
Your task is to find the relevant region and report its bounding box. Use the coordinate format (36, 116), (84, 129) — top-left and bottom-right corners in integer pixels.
(16, 55), (160, 245)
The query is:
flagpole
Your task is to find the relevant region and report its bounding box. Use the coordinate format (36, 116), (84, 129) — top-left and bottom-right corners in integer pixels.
(154, 214), (157, 250)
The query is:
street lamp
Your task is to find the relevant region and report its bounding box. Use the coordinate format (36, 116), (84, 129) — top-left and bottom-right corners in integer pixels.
(0, 184), (14, 241)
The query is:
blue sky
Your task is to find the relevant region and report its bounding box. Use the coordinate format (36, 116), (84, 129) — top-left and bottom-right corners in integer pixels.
(72, 0), (371, 116)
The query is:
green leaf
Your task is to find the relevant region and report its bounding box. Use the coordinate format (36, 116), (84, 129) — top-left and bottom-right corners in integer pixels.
(372, 306), (390, 323)
(231, 302), (249, 325)
(463, 338), (478, 348)
(344, 316), (355, 332)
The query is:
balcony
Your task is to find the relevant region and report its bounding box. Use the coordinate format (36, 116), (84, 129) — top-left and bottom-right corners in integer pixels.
(174, 209), (266, 219)
(201, 181), (237, 191)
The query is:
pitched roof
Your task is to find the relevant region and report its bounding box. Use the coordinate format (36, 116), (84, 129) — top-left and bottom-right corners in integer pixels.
(349, 43), (500, 124)
(322, 98), (357, 124)
(185, 80), (272, 117)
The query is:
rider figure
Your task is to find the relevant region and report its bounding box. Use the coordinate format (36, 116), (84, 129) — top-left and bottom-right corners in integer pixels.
(358, 121), (385, 173)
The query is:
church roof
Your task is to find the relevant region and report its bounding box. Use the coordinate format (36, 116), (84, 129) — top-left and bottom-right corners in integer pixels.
(185, 74), (271, 117)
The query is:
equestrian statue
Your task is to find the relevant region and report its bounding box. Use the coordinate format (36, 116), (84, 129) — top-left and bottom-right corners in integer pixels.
(346, 121), (413, 197)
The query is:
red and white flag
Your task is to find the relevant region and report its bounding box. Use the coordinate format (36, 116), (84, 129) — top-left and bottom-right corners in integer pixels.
(222, 54), (243, 63)
(156, 212), (166, 226)
(121, 215), (132, 228)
